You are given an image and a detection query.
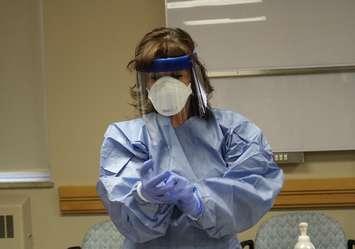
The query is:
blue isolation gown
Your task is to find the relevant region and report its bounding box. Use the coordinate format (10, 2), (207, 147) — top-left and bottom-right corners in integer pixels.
(97, 108), (284, 249)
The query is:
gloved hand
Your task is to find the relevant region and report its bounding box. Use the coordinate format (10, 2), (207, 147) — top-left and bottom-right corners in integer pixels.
(137, 159), (176, 204)
(163, 172), (203, 218)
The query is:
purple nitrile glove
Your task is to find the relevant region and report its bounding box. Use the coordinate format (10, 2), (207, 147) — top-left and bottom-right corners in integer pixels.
(137, 159), (176, 204)
(163, 172), (203, 219)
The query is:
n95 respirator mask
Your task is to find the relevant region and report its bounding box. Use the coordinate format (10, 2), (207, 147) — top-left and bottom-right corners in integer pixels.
(147, 76), (192, 117)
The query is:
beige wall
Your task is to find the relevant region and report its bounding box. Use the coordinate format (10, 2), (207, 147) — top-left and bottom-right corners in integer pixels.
(45, 0), (166, 185)
(0, 1), (354, 248)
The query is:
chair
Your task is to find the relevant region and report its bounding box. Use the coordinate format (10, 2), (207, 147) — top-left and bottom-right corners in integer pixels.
(241, 239), (255, 249)
(255, 212), (351, 249)
(81, 220), (125, 249)
(349, 240), (355, 249)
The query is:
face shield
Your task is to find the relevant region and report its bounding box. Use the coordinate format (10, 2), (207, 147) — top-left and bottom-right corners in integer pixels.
(136, 54), (208, 118)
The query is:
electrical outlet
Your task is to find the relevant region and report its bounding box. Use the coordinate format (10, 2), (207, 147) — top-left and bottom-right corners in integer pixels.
(273, 152), (304, 164)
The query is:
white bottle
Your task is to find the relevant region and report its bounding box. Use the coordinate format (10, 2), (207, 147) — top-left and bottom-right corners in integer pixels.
(294, 222), (315, 249)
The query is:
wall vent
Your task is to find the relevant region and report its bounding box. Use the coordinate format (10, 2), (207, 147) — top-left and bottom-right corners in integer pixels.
(0, 215), (4, 238)
(0, 215), (14, 239)
(0, 196), (32, 249)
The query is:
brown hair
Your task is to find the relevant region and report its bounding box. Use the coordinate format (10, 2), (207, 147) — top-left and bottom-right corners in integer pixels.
(127, 27), (213, 117)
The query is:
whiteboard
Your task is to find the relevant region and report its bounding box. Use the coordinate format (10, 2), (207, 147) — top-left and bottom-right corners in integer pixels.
(210, 73), (355, 152)
(166, 0), (355, 152)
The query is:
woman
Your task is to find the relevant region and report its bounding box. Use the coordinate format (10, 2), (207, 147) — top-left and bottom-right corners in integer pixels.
(97, 27), (284, 249)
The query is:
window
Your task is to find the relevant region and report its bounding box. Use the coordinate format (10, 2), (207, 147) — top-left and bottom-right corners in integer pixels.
(0, 0), (52, 187)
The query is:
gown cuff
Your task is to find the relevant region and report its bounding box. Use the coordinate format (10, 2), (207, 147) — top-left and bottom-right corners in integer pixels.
(136, 181), (150, 203)
(187, 187), (204, 221)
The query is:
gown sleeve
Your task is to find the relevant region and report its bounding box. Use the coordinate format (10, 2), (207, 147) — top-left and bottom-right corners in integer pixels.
(96, 121), (175, 243)
(192, 112), (284, 239)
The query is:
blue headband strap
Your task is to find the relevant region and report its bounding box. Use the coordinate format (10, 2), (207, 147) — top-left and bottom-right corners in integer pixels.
(141, 55), (193, 72)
